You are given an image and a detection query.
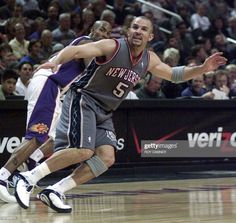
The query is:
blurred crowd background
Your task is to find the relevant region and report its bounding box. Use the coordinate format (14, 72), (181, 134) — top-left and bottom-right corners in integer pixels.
(0, 0), (236, 101)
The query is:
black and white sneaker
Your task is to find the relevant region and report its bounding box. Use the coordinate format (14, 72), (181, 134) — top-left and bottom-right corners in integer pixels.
(13, 173), (34, 209)
(0, 180), (17, 203)
(37, 188), (72, 213)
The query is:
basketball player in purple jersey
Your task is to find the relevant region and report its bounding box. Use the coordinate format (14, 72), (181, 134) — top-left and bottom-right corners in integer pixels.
(14, 16), (227, 213)
(0, 21), (112, 203)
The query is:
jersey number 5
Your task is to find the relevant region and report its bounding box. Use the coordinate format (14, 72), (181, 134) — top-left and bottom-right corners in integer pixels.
(113, 82), (129, 98)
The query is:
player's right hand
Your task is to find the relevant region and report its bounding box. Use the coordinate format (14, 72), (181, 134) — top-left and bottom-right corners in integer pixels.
(34, 61), (59, 73)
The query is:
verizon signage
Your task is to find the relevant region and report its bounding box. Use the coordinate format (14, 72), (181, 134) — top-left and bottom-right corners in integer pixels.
(1, 100), (236, 167)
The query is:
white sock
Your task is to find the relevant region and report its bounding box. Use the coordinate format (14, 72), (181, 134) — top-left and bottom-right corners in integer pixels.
(0, 168), (11, 181)
(50, 176), (77, 194)
(29, 149), (44, 162)
(22, 162), (51, 185)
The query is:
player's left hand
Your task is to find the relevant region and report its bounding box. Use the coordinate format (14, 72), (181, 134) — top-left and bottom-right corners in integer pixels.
(203, 52), (227, 72)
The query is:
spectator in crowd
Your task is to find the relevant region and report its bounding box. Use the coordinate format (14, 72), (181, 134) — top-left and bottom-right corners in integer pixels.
(48, 0), (63, 15)
(212, 69), (230, 99)
(141, 0), (166, 24)
(209, 16), (229, 39)
(52, 13), (76, 46)
(142, 10), (166, 46)
(226, 64), (236, 87)
(70, 11), (83, 35)
(214, 1), (231, 20)
(15, 61), (33, 97)
(52, 42), (64, 54)
(225, 64), (236, 98)
(0, 43), (18, 73)
(4, 19), (19, 42)
(213, 33), (236, 63)
(161, 47), (186, 98)
(190, 2), (211, 40)
(45, 5), (59, 31)
(100, 9), (122, 39)
(170, 3), (192, 30)
(196, 37), (212, 56)
(165, 33), (180, 50)
(0, 43), (12, 58)
(0, 69), (18, 100)
(53, 0), (76, 12)
(181, 75), (214, 99)
(227, 16), (236, 40)
(28, 17), (46, 40)
(120, 14), (135, 37)
(19, 39), (43, 66)
(112, 0), (131, 26)
(76, 8), (95, 37)
(135, 73), (166, 99)
(204, 0), (219, 21)
(203, 71), (215, 91)
(175, 21), (195, 63)
(9, 22), (29, 60)
(16, 0), (39, 12)
(89, 0), (107, 20)
(190, 44), (208, 65)
(40, 29), (54, 61)
(0, 0), (15, 20)
(12, 2), (23, 18)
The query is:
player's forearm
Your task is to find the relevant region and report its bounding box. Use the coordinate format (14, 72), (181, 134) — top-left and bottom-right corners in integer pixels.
(53, 46), (80, 65)
(183, 65), (207, 81)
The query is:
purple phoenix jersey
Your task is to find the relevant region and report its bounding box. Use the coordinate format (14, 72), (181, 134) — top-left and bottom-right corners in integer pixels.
(25, 36), (90, 143)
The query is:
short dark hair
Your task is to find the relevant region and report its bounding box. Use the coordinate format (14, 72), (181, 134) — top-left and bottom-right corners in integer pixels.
(18, 61), (33, 70)
(191, 44), (203, 57)
(1, 69), (18, 82)
(28, 39), (41, 52)
(0, 43), (12, 59)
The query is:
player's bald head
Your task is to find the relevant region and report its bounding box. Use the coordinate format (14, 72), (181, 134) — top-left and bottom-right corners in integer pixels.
(92, 20), (111, 30)
(90, 20), (112, 40)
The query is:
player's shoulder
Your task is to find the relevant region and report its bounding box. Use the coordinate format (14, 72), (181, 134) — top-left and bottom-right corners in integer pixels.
(148, 50), (161, 62)
(95, 39), (118, 51)
(148, 50), (157, 57)
(79, 39), (93, 45)
(147, 50), (162, 70)
(97, 38), (117, 45)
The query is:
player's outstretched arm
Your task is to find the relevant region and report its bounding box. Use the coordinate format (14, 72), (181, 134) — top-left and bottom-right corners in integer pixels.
(148, 51), (227, 83)
(35, 39), (117, 72)
(183, 52), (227, 81)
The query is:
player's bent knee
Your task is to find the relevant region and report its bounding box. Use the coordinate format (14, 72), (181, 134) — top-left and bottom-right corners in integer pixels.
(95, 145), (115, 168)
(86, 155), (109, 177)
(102, 154), (115, 168)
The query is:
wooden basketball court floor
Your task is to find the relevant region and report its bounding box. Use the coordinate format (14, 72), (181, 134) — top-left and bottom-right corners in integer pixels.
(1, 176), (236, 222)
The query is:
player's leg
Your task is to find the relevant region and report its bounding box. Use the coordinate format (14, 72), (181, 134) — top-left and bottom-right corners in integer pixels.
(36, 102), (117, 213)
(37, 144), (115, 213)
(0, 138), (40, 203)
(14, 90), (96, 209)
(0, 75), (55, 203)
(30, 84), (63, 163)
(36, 126), (116, 212)
(4, 138), (40, 173)
(21, 76), (61, 171)
(23, 137), (54, 171)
